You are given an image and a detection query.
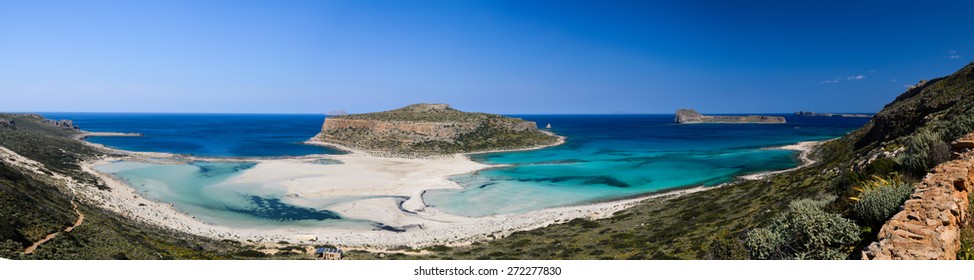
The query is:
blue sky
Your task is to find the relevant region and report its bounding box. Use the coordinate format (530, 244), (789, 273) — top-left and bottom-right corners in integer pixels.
(2, 0), (973, 114)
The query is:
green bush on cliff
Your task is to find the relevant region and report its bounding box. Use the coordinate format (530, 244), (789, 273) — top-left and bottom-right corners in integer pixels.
(899, 129), (951, 175)
(745, 197), (860, 260)
(851, 176), (913, 227)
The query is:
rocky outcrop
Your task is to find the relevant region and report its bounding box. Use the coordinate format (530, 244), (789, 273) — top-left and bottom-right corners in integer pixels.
(44, 119), (78, 130)
(312, 103), (559, 156)
(0, 118), (14, 129)
(862, 137), (974, 260)
(17, 113), (79, 130)
(675, 109), (786, 124)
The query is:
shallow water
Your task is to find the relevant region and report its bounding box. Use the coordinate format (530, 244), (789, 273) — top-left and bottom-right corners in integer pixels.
(66, 113), (868, 225)
(95, 161), (386, 230)
(424, 115), (868, 217)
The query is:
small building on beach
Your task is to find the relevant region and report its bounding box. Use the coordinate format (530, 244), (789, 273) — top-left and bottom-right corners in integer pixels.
(314, 247), (343, 260)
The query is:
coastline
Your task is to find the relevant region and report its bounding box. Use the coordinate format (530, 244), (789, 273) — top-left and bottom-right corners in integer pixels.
(72, 130), (144, 141)
(66, 129), (825, 249)
(738, 140), (824, 180)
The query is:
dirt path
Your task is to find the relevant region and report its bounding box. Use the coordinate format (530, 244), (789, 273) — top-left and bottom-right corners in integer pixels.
(23, 200), (85, 255)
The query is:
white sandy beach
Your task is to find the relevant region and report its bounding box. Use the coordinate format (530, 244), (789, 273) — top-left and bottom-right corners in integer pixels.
(738, 140), (822, 180)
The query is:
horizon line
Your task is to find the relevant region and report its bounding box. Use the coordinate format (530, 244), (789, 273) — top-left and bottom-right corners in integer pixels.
(5, 110), (879, 116)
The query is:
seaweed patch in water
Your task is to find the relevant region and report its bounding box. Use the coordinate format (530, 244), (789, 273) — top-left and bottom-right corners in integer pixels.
(310, 158), (344, 165)
(224, 196), (341, 221)
(192, 161), (257, 177)
(517, 175), (630, 188)
(374, 223), (406, 232)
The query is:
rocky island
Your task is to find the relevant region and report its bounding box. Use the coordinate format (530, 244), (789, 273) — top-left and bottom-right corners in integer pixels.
(674, 109), (786, 124)
(308, 103), (561, 156)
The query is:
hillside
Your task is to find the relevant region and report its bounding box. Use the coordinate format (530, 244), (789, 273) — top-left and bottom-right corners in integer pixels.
(347, 62), (974, 260)
(311, 103), (560, 156)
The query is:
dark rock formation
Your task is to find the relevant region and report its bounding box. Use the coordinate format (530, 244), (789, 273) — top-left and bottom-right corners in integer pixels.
(0, 118), (14, 129)
(674, 109), (786, 124)
(311, 103), (559, 156)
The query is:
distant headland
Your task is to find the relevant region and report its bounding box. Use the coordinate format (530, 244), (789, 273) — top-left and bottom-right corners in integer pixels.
(794, 111), (873, 118)
(308, 103), (562, 157)
(674, 109), (786, 124)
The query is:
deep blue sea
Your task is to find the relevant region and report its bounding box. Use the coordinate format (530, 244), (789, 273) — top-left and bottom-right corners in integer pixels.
(41, 113), (869, 226)
(42, 113), (342, 157)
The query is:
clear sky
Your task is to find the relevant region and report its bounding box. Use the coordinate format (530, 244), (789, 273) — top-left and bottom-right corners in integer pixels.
(2, 0), (973, 114)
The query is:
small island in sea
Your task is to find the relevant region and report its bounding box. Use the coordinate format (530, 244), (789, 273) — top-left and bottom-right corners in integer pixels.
(308, 103), (560, 157)
(674, 108), (787, 124)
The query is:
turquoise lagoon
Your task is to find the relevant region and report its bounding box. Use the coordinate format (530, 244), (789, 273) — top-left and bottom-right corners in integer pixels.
(46, 113), (869, 228)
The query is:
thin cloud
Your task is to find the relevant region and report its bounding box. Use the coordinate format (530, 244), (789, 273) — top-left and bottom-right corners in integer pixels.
(947, 50), (962, 59)
(820, 78), (840, 84)
(822, 73), (866, 85)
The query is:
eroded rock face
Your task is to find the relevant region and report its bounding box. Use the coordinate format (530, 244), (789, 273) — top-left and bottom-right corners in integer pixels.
(862, 140), (973, 260)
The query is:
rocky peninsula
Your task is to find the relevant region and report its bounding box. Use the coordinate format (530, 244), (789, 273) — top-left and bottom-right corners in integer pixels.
(674, 109), (786, 124)
(309, 103), (560, 157)
(794, 111), (873, 118)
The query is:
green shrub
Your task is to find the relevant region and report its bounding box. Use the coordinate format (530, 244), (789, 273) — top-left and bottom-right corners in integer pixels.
(744, 227), (785, 260)
(851, 176), (913, 226)
(862, 157), (900, 178)
(233, 250), (267, 258)
(745, 197), (860, 260)
(899, 129), (951, 175)
(942, 112), (974, 142)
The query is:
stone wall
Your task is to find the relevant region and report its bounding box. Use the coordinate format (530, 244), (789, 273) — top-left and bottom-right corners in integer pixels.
(862, 139), (974, 260)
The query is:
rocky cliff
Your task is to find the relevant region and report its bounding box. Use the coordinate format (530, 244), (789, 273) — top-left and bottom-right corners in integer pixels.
(862, 135), (974, 260)
(311, 103), (559, 156)
(674, 109), (786, 124)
